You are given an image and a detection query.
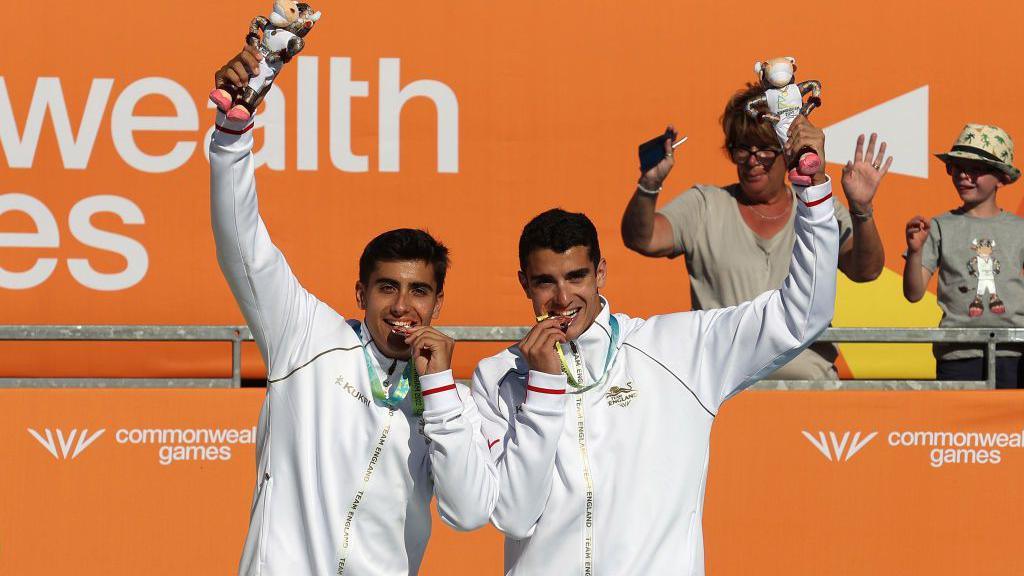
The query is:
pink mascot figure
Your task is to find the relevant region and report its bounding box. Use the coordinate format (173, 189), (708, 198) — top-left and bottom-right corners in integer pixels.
(209, 1), (321, 122)
(744, 57), (822, 186)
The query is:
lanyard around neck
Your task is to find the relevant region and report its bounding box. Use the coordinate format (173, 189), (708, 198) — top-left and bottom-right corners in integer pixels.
(557, 314), (620, 392)
(355, 324), (423, 414)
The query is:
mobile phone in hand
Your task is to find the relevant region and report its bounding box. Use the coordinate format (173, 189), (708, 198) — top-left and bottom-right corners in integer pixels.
(638, 129), (686, 172)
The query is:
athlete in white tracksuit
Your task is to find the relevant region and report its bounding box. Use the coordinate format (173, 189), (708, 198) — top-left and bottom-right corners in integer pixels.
(472, 179), (838, 575)
(210, 110), (497, 575)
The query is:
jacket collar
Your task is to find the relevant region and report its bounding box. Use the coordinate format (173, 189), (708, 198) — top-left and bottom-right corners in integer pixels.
(570, 296), (615, 383)
(357, 320), (408, 382)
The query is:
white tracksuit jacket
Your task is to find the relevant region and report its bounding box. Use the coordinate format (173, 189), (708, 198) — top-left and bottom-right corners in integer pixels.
(473, 180), (838, 575)
(210, 112), (498, 576)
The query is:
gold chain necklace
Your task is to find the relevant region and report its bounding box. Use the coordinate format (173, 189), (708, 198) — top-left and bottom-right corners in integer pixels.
(742, 190), (792, 220)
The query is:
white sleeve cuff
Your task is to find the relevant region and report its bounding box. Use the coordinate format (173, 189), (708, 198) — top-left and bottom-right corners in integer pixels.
(523, 371), (568, 412)
(211, 111), (256, 148)
(420, 369), (461, 415)
(794, 175), (833, 221)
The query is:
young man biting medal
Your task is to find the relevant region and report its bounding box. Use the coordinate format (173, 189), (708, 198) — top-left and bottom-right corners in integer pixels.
(470, 115), (838, 575)
(210, 46), (497, 576)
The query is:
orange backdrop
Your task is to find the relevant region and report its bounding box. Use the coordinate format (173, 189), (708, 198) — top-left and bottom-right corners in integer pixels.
(3, 3), (1024, 572)
(3, 0), (1024, 380)
(3, 389), (1023, 575)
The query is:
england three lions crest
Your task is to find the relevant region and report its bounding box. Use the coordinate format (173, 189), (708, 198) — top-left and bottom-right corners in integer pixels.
(606, 383), (638, 408)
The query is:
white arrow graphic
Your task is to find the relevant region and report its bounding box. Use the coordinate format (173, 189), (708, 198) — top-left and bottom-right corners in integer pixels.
(27, 428), (106, 460)
(823, 85), (929, 179)
(27, 428), (59, 459)
(844, 431), (878, 462)
(801, 430), (878, 462)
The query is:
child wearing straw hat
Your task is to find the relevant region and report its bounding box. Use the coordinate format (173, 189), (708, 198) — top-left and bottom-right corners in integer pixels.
(903, 124), (1024, 388)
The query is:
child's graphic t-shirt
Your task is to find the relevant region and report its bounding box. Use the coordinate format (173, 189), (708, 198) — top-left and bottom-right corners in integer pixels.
(921, 210), (1024, 359)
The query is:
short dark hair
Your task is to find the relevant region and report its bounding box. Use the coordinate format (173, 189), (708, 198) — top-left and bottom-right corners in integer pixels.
(721, 83), (779, 152)
(518, 208), (601, 271)
(358, 229), (450, 292)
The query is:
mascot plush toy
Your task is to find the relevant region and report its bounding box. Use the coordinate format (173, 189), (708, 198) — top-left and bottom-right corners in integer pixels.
(210, 1), (321, 121)
(744, 57), (822, 186)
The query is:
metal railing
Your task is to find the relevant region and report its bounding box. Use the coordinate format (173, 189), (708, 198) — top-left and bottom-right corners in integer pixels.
(1, 325), (1021, 390)
(0, 325), (251, 389)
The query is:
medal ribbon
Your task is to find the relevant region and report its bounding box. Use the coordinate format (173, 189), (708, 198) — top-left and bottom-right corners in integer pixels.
(355, 324), (424, 414)
(557, 315), (620, 392)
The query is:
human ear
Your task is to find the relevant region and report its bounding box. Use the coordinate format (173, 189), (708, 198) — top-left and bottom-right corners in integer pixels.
(355, 281), (367, 310)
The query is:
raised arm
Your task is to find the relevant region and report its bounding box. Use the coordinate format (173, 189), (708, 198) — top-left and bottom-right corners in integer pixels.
(695, 175), (837, 404)
(903, 215), (935, 302)
(621, 124), (680, 257)
(837, 133), (891, 282)
(699, 116), (837, 403)
(210, 48), (319, 379)
(631, 116), (838, 411)
(621, 196), (678, 257)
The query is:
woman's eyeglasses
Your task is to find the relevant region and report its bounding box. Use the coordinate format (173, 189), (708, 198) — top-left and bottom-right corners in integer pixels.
(729, 146), (782, 166)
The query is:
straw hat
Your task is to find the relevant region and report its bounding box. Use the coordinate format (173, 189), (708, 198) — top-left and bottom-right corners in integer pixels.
(935, 123), (1020, 183)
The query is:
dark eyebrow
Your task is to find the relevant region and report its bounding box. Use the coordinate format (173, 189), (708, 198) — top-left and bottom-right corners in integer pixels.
(530, 273), (556, 284)
(409, 282), (435, 294)
(374, 277), (434, 293)
(565, 267), (591, 280)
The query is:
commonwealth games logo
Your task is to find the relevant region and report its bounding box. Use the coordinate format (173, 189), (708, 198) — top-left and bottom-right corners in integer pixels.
(28, 428), (106, 460)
